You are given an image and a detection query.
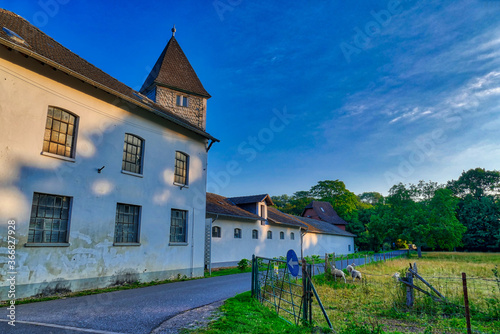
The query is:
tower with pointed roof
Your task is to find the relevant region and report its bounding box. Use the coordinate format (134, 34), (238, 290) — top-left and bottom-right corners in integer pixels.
(140, 27), (210, 130)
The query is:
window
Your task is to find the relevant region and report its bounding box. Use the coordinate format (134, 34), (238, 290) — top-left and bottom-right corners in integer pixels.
(170, 209), (188, 243)
(280, 231), (284, 240)
(234, 228), (242, 239)
(267, 231), (272, 239)
(114, 203), (140, 243)
(176, 95), (188, 107)
(174, 151), (189, 185)
(28, 192), (71, 244)
(212, 226), (221, 238)
(252, 229), (258, 239)
(42, 106), (77, 158)
(122, 134), (144, 174)
(348, 244), (351, 252)
(290, 232), (295, 240)
(259, 204), (267, 219)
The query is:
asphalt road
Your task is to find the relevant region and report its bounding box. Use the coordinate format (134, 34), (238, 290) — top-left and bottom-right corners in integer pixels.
(0, 272), (251, 334)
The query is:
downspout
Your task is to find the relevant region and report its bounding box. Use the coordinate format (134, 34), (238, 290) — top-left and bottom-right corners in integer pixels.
(191, 209), (195, 278)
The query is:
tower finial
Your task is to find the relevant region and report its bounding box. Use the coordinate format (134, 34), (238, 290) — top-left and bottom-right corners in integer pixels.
(172, 24), (176, 37)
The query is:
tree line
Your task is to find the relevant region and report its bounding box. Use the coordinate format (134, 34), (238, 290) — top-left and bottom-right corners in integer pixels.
(272, 168), (500, 256)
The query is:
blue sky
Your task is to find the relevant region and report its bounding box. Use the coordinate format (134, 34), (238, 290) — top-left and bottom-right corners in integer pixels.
(3, 0), (500, 197)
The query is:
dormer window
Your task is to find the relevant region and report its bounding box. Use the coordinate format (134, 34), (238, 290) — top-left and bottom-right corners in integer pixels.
(176, 95), (188, 107)
(259, 203), (267, 219)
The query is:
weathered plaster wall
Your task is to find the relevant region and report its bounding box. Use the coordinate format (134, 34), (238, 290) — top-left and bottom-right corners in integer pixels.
(207, 215), (302, 266)
(0, 48), (209, 300)
(302, 233), (354, 257)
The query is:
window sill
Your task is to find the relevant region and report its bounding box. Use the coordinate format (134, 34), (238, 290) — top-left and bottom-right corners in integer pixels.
(173, 182), (189, 189)
(121, 170), (144, 178)
(41, 152), (75, 163)
(169, 242), (188, 246)
(113, 242), (141, 246)
(25, 242), (70, 247)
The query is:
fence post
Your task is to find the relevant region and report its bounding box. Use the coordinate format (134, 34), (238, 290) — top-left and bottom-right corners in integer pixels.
(462, 272), (472, 334)
(406, 268), (414, 308)
(251, 255), (255, 298)
(302, 258), (308, 323)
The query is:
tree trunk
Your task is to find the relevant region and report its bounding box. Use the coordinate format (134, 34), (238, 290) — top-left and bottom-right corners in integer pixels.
(417, 245), (422, 258)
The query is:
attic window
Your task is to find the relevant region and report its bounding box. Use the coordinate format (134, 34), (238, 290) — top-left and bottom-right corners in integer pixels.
(320, 207), (325, 212)
(176, 95), (188, 107)
(2, 27), (30, 47)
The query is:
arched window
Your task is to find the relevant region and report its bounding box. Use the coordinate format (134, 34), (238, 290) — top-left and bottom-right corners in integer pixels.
(252, 229), (258, 239)
(234, 228), (242, 239)
(42, 106), (78, 158)
(267, 231), (272, 239)
(290, 232), (295, 240)
(280, 231), (284, 240)
(212, 226), (221, 238)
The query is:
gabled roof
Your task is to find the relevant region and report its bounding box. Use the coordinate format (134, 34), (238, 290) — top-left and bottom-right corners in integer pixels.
(267, 207), (307, 229)
(228, 194), (274, 206)
(297, 216), (355, 237)
(0, 9), (217, 141)
(206, 193), (263, 221)
(140, 36), (210, 98)
(302, 201), (348, 226)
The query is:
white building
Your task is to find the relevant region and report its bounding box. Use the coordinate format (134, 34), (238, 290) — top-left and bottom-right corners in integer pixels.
(0, 9), (217, 300)
(205, 193), (355, 268)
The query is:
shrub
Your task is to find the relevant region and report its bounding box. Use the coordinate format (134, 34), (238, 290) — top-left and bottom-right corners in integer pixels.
(237, 258), (249, 271)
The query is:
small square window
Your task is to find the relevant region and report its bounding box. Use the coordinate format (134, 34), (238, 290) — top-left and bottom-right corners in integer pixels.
(234, 228), (242, 239)
(176, 95), (189, 107)
(212, 226), (221, 238)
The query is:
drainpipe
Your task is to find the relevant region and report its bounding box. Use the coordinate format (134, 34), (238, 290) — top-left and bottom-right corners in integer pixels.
(191, 209), (195, 278)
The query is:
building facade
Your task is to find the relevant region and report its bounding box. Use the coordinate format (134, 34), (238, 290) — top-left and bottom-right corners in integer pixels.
(0, 10), (217, 300)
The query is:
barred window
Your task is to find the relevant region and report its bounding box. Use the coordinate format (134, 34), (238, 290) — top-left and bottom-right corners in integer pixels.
(114, 203), (140, 243)
(234, 228), (242, 239)
(252, 229), (258, 239)
(42, 106), (77, 158)
(280, 231), (285, 240)
(28, 193), (70, 243)
(174, 151), (189, 185)
(212, 226), (221, 238)
(171, 209), (188, 243)
(122, 134), (144, 174)
(291, 232), (295, 240)
(267, 231), (272, 239)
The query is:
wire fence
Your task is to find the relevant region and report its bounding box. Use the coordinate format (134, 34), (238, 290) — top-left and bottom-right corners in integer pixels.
(253, 251), (500, 333)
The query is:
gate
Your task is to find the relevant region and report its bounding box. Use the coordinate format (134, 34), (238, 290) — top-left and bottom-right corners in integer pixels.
(251, 255), (332, 329)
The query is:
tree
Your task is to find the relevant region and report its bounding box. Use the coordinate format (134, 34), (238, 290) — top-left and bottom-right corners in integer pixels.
(447, 168), (500, 200)
(358, 192), (384, 205)
(309, 180), (358, 219)
(272, 191), (313, 216)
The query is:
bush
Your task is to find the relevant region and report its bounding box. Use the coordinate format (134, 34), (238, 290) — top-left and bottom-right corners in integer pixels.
(237, 259), (249, 271)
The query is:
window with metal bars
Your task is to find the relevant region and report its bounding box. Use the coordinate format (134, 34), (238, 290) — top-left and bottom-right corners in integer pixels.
(114, 203), (140, 243)
(122, 134), (144, 174)
(234, 228), (242, 239)
(28, 193), (70, 244)
(170, 209), (188, 243)
(42, 106), (77, 158)
(174, 151), (189, 185)
(212, 226), (221, 238)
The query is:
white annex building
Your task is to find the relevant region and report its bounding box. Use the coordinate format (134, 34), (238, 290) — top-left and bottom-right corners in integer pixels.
(0, 9), (218, 300)
(205, 193), (355, 268)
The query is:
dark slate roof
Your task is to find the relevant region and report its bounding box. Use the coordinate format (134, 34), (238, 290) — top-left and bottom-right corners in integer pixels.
(0, 9), (217, 141)
(267, 207), (307, 229)
(140, 36), (210, 98)
(297, 216), (356, 237)
(206, 193), (262, 221)
(302, 201), (348, 226)
(227, 194), (274, 206)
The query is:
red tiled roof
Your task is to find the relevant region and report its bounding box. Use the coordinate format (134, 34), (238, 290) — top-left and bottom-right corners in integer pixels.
(302, 201), (348, 225)
(140, 36), (210, 98)
(267, 207), (307, 229)
(206, 193), (263, 221)
(297, 216), (355, 237)
(0, 8), (217, 141)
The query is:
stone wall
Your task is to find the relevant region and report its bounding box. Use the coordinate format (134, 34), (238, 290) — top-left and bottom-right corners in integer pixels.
(156, 86), (206, 130)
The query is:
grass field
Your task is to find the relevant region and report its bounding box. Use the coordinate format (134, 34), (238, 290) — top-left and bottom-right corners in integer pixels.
(189, 252), (500, 334)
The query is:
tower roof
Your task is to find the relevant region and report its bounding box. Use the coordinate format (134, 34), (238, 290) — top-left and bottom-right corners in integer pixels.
(140, 36), (211, 98)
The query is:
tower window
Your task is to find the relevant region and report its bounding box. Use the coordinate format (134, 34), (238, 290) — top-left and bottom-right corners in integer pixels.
(176, 95), (188, 107)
